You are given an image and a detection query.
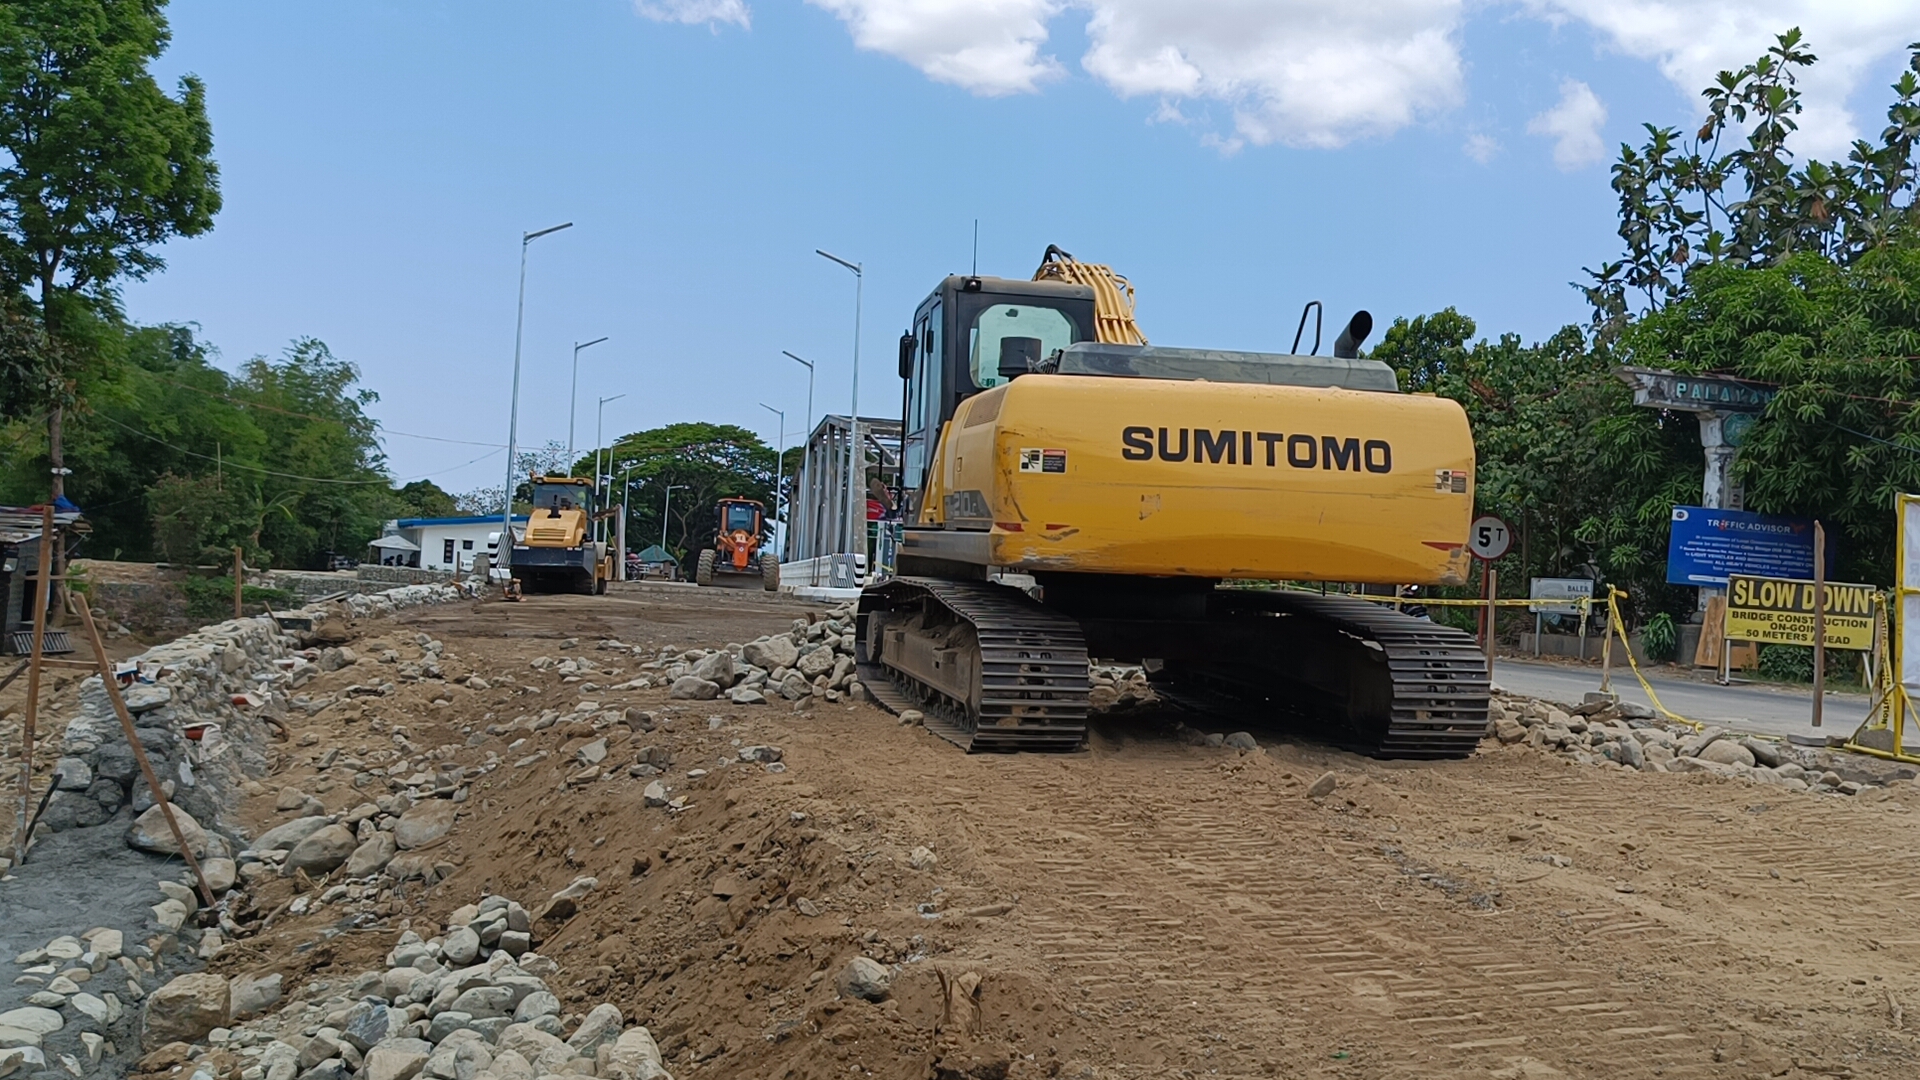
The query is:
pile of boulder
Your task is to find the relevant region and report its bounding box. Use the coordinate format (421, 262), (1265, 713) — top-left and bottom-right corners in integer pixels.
(140, 884), (672, 1080)
(1488, 693), (1888, 794)
(579, 605), (864, 708)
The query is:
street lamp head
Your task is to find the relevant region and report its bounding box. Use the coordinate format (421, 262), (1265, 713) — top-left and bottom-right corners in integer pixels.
(815, 249), (861, 275)
(759, 402), (783, 417)
(524, 222), (574, 243)
(782, 350), (812, 370)
(600, 393), (626, 406)
(575, 336), (609, 352)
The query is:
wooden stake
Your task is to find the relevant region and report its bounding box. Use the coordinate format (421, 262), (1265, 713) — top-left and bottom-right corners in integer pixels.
(1486, 568), (1498, 684)
(1812, 521), (1827, 728)
(233, 546), (244, 621)
(75, 598), (218, 908)
(11, 503), (53, 864)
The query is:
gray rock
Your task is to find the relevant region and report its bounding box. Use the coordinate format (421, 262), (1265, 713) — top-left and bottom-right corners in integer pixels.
(778, 673), (811, 701)
(795, 647), (836, 679)
(576, 738), (608, 766)
(441, 926), (481, 967)
(89, 744), (138, 785)
(450, 986), (514, 1019)
(426, 1011), (473, 1043)
(394, 800), (457, 850)
(1493, 717), (1526, 743)
(1698, 739), (1756, 768)
(738, 745), (783, 764)
(340, 1002), (404, 1053)
(1741, 737), (1785, 768)
(82, 778), (123, 811)
(125, 803), (209, 857)
(141, 973), (227, 1049)
(836, 956), (891, 1002)
(0, 1008), (62, 1038)
(362, 1037), (431, 1080)
(1305, 772), (1339, 799)
(643, 781), (668, 807)
(229, 972), (283, 1020)
(283, 824), (358, 875)
(668, 676), (719, 700)
(605, 1028), (669, 1080)
(123, 685), (172, 713)
(53, 758), (92, 791)
(346, 833), (398, 877)
(727, 686), (767, 706)
(40, 791), (108, 831)
(275, 787), (311, 811)
(1223, 732), (1258, 751)
(742, 635), (800, 671)
(689, 650), (736, 688)
(511, 992), (559, 1023)
(566, 1002), (623, 1053)
(898, 709), (924, 727)
(254, 815), (331, 852)
(1613, 735), (1645, 770)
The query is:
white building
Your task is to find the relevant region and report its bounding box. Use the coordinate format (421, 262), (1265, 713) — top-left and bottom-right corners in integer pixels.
(370, 515), (527, 572)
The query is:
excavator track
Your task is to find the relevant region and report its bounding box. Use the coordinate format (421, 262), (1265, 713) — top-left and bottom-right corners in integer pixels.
(857, 577), (1089, 753)
(1146, 591), (1489, 760)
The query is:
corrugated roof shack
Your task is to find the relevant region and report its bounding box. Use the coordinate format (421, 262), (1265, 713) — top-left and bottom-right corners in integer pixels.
(0, 507), (87, 654)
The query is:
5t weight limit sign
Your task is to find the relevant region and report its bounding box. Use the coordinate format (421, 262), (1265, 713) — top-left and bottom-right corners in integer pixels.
(1469, 515), (1512, 561)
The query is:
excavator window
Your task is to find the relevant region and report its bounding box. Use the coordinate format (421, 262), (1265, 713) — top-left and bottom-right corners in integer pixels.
(968, 304), (1075, 390)
(723, 503), (757, 533)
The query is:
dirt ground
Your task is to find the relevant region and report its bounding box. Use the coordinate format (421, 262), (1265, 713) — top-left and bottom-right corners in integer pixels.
(217, 581), (1920, 1080)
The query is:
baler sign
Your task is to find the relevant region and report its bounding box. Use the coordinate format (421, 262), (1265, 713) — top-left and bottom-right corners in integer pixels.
(1724, 574), (1875, 651)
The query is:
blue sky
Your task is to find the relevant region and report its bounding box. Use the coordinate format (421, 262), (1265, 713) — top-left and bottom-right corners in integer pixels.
(126, 1), (1920, 497)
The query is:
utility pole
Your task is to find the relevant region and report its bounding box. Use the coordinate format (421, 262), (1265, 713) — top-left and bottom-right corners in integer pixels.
(566, 336), (608, 466)
(816, 250), (864, 562)
(502, 222), (574, 576)
(761, 403), (787, 556)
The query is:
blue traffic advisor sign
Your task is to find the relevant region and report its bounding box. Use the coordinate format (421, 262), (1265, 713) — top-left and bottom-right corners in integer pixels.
(1666, 506), (1829, 587)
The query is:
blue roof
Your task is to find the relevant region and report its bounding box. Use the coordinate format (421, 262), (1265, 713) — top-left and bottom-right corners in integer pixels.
(396, 515), (529, 528)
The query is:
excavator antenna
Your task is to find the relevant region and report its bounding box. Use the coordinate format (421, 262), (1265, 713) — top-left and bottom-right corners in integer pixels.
(1033, 245), (1148, 345)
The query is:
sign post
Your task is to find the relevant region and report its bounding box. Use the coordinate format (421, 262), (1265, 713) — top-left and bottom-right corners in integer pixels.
(1812, 522), (1826, 728)
(1468, 515), (1511, 677)
(1529, 577), (1596, 658)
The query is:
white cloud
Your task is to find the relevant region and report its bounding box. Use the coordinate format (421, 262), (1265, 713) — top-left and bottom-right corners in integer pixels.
(806, 0), (1464, 145)
(635, 0), (751, 28)
(1463, 132), (1501, 163)
(1532, 1), (1920, 157)
(1528, 79), (1607, 169)
(1081, 0), (1465, 148)
(807, 0), (1065, 96)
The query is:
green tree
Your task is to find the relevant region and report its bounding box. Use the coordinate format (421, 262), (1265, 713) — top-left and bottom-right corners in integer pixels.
(394, 480), (458, 519)
(0, 0), (220, 501)
(602, 423), (776, 559)
(148, 470), (255, 564)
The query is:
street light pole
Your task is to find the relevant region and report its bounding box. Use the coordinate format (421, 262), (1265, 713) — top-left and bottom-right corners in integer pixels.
(760, 402), (786, 558)
(782, 350), (816, 561)
(662, 483), (687, 553)
(502, 222), (574, 571)
(816, 250), (863, 561)
(595, 393), (626, 543)
(566, 336), (608, 466)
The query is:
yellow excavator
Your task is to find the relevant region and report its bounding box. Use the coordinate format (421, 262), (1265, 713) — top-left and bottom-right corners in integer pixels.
(856, 246), (1488, 757)
(509, 475), (616, 595)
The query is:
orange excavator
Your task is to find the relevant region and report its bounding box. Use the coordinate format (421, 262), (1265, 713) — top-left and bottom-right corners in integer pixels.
(694, 497), (779, 591)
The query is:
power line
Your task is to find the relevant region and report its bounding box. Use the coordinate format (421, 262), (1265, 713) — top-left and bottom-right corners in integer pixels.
(133, 368), (506, 447)
(95, 412), (501, 485)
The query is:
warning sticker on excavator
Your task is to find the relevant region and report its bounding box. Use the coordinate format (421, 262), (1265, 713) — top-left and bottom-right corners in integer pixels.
(1020, 448), (1067, 474)
(1434, 469), (1469, 494)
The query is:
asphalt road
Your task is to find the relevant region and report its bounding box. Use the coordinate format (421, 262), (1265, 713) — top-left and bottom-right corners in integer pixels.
(1491, 655), (1872, 742)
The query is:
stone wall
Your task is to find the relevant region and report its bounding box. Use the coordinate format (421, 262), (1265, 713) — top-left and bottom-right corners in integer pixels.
(356, 565), (455, 587)
(40, 582), (479, 842)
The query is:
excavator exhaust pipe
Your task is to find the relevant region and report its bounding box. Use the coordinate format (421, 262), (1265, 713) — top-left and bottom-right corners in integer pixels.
(1334, 310), (1373, 359)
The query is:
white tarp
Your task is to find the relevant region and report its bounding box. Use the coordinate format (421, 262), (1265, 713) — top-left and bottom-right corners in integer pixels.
(1902, 496), (1920, 692)
(368, 534), (420, 552)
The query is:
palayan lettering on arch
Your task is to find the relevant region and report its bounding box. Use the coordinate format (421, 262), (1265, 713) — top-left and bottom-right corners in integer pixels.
(1119, 426), (1393, 473)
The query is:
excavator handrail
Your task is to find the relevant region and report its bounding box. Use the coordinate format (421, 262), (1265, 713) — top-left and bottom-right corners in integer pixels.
(1033, 245), (1148, 346)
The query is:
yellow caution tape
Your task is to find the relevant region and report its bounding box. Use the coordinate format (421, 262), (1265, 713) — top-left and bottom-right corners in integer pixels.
(1600, 586), (1700, 730)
